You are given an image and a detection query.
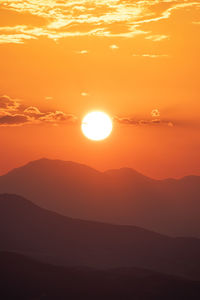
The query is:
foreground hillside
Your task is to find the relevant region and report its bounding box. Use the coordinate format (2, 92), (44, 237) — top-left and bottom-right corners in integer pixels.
(1, 252), (200, 300)
(1, 194), (200, 280)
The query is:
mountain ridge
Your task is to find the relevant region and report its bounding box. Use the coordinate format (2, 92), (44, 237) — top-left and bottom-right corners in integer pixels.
(1, 193), (200, 281)
(2, 157), (199, 180)
(1, 251), (200, 300)
(0, 158), (199, 237)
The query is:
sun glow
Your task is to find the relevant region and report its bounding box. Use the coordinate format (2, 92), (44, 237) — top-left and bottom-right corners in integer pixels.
(81, 111), (113, 141)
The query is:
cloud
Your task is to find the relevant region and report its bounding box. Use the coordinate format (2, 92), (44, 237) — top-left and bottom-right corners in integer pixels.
(115, 116), (174, 127)
(0, 95), (77, 126)
(0, 95), (21, 111)
(110, 44), (119, 50)
(114, 109), (174, 128)
(24, 106), (42, 116)
(151, 109), (160, 117)
(76, 50), (88, 54)
(133, 53), (169, 58)
(38, 111), (76, 123)
(0, 114), (28, 125)
(0, 0), (199, 43)
(81, 92), (89, 97)
(45, 96), (53, 101)
(145, 34), (169, 42)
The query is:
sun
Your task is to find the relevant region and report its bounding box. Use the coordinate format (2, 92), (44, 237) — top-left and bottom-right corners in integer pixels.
(81, 111), (113, 141)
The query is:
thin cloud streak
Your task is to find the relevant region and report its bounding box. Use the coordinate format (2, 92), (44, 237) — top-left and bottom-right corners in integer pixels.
(114, 115), (174, 127)
(133, 53), (169, 58)
(145, 34), (169, 42)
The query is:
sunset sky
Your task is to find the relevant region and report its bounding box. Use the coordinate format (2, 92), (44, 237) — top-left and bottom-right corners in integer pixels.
(0, 0), (200, 178)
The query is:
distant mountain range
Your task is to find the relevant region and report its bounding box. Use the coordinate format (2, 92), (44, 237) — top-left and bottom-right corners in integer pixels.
(0, 158), (199, 237)
(1, 251), (200, 300)
(1, 193), (200, 281)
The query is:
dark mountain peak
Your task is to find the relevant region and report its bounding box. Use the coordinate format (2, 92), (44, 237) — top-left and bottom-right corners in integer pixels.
(16, 157), (98, 171)
(3, 157), (102, 180)
(25, 157), (79, 167)
(105, 167), (152, 182)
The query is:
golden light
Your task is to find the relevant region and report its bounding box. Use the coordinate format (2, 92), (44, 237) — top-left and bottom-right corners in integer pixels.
(81, 111), (113, 141)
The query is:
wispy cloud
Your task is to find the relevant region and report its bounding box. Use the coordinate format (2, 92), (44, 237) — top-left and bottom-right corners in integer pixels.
(76, 50), (89, 54)
(145, 34), (169, 42)
(0, 95), (77, 126)
(114, 109), (174, 127)
(115, 116), (174, 127)
(45, 96), (53, 101)
(0, 0), (199, 43)
(133, 53), (169, 58)
(110, 44), (119, 50)
(81, 92), (89, 97)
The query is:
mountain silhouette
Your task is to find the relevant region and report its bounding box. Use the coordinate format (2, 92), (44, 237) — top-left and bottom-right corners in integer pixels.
(1, 251), (200, 300)
(1, 193), (200, 280)
(0, 158), (200, 237)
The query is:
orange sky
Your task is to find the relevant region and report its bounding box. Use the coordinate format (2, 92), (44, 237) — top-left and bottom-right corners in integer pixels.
(0, 0), (200, 178)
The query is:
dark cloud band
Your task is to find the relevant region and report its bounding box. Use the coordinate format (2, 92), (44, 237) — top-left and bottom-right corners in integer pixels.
(0, 95), (77, 126)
